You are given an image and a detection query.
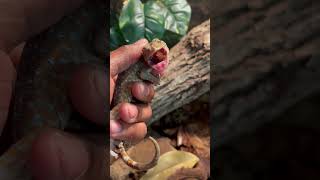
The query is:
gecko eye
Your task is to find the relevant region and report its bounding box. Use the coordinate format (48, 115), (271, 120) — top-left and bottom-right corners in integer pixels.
(150, 48), (167, 65)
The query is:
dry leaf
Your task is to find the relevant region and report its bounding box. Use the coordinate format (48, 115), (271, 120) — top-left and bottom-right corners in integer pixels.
(167, 157), (210, 180)
(140, 151), (199, 180)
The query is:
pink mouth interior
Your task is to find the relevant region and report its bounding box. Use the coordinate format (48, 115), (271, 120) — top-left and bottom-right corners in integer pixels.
(149, 48), (168, 75)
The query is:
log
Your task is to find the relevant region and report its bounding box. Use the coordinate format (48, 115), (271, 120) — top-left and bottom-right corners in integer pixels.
(148, 19), (210, 125)
(212, 0), (320, 146)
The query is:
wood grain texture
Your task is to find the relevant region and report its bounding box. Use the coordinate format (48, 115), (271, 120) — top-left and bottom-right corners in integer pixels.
(149, 19), (211, 125)
(212, 0), (320, 146)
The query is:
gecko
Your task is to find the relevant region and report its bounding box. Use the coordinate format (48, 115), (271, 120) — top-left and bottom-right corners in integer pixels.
(0, 2), (106, 179)
(110, 39), (169, 171)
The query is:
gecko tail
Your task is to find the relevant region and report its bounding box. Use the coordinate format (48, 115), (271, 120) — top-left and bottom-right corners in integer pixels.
(118, 136), (160, 171)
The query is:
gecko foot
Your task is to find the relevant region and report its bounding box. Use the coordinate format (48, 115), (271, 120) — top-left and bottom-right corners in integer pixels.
(139, 69), (161, 85)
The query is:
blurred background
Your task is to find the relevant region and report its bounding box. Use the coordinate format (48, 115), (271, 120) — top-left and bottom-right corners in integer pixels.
(212, 0), (320, 179)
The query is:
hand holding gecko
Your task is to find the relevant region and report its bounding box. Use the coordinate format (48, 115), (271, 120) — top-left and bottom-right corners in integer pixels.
(0, 1), (154, 179)
(110, 38), (155, 141)
(0, 0), (154, 178)
(110, 38), (169, 171)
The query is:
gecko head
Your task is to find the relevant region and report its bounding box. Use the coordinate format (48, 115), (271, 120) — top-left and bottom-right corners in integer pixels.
(142, 39), (169, 76)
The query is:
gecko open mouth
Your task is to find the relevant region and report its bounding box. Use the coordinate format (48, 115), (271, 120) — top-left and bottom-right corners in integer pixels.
(149, 47), (168, 75)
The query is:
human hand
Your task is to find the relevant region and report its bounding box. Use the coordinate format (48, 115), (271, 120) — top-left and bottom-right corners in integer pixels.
(0, 1), (108, 179)
(109, 38), (155, 142)
(0, 1), (156, 179)
(0, 0), (86, 137)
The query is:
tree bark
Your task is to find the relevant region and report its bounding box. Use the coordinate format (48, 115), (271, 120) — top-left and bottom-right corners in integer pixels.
(212, 0), (320, 146)
(148, 19), (210, 125)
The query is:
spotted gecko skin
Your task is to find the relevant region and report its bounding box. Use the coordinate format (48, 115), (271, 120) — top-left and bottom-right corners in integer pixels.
(0, 2), (106, 179)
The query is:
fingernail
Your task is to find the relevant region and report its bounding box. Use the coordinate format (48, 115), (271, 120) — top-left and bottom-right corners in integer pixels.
(137, 83), (149, 97)
(53, 132), (89, 179)
(125, 103), (138, 122)
(110, 120), (122, 134)
(92, 68), (107, 99)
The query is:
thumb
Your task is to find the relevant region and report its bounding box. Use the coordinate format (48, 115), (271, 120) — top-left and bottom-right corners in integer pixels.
(0, 50), (16, 135)
(29, 128), (107, 180)
(110, 38), (148, 77)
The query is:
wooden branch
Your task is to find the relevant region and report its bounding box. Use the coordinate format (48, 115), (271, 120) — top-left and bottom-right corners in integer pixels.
(148, 19), (210, 125)
(212, 0), (320, 146)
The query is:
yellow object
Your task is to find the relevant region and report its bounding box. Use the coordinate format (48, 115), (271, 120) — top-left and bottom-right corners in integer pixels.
(140, 150), (199, 180)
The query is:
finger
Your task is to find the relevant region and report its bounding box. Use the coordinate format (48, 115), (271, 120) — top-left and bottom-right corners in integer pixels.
(118, 103), (152, 124)
(0, 50), (16, 135)
(0, 0), (84, 52)
(9, 42), (25, 67)
(69, 65), (107, 125)
(110, 121), (147, 142)
(110, 78), (116, 104)
(29, 128), (107, 180)
(110, 39), (148, 77)
(131, 82), (155, 103)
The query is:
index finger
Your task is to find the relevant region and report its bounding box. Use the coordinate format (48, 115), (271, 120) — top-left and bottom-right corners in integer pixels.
(110, 39), (148, 77)
(29, 128), (107, 180)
